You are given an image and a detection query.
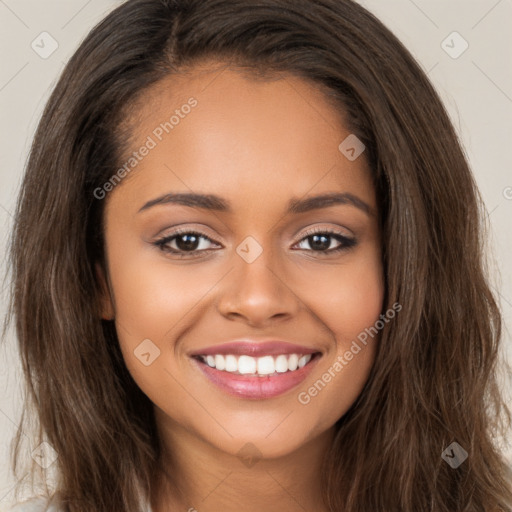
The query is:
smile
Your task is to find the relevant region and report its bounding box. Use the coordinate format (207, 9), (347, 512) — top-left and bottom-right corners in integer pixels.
(196, 353), (314, 376)
(190, 341), (322, 399)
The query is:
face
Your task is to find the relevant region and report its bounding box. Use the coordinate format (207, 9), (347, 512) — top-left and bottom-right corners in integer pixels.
(99, 63), (384, 460)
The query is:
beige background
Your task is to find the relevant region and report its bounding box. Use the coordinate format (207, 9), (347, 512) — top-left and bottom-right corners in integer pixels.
(1, 0), (511, 508)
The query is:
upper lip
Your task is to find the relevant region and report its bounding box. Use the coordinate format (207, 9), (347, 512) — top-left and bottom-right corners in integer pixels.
(189, 340), (320, 357)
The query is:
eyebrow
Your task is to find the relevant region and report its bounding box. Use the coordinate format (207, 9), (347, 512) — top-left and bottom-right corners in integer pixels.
(138, 191), (374, 216)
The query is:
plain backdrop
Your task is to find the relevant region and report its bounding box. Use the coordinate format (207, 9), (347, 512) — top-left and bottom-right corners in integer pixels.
(0, 0), (511, 509)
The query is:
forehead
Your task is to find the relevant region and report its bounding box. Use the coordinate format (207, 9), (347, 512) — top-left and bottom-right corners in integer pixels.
(108, 63), (374, 215)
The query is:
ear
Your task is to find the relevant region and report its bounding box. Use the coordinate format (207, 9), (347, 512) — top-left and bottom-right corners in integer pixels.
(95, 262), (115, 320)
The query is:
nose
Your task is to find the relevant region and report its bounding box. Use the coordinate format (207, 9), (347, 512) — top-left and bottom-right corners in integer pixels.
(216, 246), (301, 327)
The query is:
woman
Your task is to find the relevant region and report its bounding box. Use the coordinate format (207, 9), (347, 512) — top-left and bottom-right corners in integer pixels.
(6, 0), (512, 510)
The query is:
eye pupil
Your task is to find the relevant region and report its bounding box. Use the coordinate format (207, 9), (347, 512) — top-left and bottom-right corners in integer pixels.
(176, 234), (200, 251)
(309, 234), (330, 251)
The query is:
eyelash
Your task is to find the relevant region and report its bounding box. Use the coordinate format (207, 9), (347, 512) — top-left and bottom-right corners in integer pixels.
(153, 226), (357, 258)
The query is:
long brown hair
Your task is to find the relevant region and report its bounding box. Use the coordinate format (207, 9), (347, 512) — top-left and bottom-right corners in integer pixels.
(6, 0), (512, 510)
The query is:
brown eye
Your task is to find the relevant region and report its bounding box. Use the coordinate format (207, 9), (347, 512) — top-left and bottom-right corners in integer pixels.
(294, 229), (357, 254)
(154, 230), (220, 256)
(174, 233), (202, 251)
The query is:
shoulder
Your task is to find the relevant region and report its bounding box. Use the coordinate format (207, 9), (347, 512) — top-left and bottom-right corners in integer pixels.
(8, 497), (63, 512)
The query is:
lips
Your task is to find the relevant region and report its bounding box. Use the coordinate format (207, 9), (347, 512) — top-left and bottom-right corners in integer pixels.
(189, 340), (318, 357)
(189, 340), (322, 399)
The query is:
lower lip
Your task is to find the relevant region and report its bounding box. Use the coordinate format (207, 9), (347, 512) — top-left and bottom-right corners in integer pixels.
(192, 355), (320, 400)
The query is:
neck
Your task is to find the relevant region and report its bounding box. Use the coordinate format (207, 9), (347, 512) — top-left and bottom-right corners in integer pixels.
(152, 409), (335, 512)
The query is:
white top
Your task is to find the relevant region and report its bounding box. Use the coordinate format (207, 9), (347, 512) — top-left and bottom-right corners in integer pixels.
(8, 497), (153, 512)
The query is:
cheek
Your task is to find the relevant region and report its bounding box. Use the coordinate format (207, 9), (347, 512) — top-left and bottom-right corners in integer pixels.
(107, 256), (221, 403)
(291, 252), (384, 427)
(108, 254), (219, 341)
(294, 251), (385, 344)
(330, 268), (384, 343)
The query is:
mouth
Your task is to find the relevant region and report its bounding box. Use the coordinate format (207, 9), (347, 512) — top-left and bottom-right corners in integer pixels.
(189, 341), (322, 399)
(193, 352), (319, 376)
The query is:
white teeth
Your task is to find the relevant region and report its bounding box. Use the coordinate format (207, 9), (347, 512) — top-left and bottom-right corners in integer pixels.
(257, 356), (275, 375)
(238, 355), (257, 374)
(199, 352), (315, 375)
(225, 354), (238, 372)
(215, 354), (225, 371)
(275, 355), (289, 373)
(288, 354), (299, 371)
(298, 354), (312, 368)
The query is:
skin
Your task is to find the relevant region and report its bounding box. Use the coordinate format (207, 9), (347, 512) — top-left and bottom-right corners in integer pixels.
(99, 62), (384, 512)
